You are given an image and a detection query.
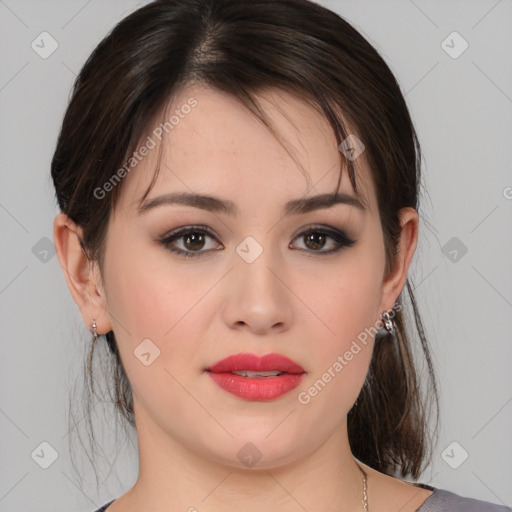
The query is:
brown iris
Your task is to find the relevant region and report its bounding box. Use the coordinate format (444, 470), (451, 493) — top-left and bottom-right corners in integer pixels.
(183, 232), (206, 251)
(304, 232), (326, 250)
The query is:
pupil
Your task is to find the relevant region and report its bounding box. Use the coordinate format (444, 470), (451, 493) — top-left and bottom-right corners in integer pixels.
(305, 232), (325, 250)
(184, 233), (205, 250)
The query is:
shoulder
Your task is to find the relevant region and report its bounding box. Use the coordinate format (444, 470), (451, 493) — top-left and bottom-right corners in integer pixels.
(416, 486), (511, 512)
(361, 464), (509, 512)
(91, 499), (116, 512)
(89, 489), (512, 512)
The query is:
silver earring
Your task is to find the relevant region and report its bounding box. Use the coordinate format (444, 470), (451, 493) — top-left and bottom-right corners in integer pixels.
(91, 320), (99, 340)
(382, 311), (395, 334)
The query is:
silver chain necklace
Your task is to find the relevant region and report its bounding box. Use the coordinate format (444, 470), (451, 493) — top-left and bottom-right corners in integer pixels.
(356, 462), (369, 511)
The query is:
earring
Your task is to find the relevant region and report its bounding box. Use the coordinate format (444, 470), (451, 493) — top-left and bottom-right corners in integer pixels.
(91, 320), (99, 340)
(382, 310), (395, 334)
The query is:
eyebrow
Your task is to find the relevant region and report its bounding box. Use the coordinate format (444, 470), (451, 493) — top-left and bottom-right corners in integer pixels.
(137, 191), (365, 217)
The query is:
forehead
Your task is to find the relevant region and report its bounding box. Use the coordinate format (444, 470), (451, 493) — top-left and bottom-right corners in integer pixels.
(118, 84), (376, 215)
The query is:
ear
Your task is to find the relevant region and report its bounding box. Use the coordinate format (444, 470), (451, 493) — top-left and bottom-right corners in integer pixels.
(53, 212), (112, 335)
(378, 207), (419, 313)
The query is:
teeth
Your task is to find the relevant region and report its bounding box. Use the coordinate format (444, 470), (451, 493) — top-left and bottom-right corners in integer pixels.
(231, 370), (284, 378)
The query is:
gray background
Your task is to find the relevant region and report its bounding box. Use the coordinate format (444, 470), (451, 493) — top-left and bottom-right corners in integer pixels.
(0, 0), (511, 510)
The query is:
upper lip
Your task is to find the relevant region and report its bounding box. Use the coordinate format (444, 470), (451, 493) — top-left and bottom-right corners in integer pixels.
(206, 353), (305, 374)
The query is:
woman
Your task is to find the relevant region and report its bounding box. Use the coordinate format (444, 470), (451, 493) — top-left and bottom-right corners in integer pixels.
(51, 0), (510, 511)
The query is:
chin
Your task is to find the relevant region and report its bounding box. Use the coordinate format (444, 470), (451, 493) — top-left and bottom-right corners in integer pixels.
(212, 442), (309, 472)
(191, 422), (318, 472)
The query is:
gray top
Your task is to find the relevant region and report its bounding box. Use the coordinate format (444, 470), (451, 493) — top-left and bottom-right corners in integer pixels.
(415, 485), (511, 512)
(92, 485), (511, 511)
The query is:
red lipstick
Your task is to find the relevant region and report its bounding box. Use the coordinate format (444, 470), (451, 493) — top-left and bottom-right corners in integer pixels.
(206, 353), (305, 401)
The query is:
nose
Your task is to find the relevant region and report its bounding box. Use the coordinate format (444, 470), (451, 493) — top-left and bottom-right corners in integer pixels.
(220, 246), (293, 335)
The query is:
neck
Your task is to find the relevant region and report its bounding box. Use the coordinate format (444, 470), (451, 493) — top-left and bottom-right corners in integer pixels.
(128, 400), (365, 512)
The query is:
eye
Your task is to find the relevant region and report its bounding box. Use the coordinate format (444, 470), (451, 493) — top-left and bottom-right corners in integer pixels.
(290, 226), (356, 254)
(159, 226), (222, 258)
(159, 224), (356, 259)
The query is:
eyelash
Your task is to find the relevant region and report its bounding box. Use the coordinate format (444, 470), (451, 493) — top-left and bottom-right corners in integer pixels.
(158, 224), (357, 259)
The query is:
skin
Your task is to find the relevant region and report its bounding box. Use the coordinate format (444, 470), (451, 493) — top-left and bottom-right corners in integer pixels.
(54, 84), (433, 512)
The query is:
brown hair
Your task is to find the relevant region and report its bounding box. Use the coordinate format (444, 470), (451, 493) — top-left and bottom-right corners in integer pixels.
(52, 0), (439, 486)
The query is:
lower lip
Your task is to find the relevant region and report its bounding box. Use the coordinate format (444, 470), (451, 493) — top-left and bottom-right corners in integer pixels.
(207, 372), (304, 401)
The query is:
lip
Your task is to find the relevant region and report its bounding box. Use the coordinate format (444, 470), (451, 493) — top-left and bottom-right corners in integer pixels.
(206, 353), (306, 401)
(207, 353), (305, 374)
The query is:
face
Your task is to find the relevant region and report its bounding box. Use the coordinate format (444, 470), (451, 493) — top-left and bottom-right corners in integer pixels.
(85, 84), (405, 469)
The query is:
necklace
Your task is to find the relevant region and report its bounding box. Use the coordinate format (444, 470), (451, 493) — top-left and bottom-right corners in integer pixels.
(356, 462), (369, 511)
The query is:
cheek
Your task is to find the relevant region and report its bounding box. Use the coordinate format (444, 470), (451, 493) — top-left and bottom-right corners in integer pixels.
(101, 236), (222, 379)
(100, 243), (214, 418)
(318, 247), (384, 347)
(103, 234), (197, 338)
(296, 239), (384, 407)
(295, 278), (378, 425)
